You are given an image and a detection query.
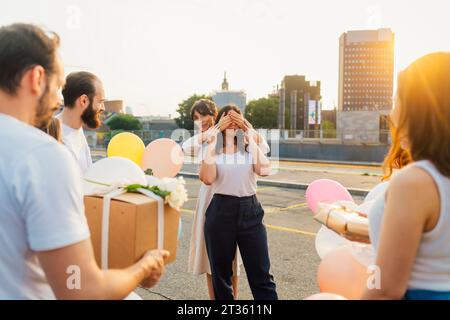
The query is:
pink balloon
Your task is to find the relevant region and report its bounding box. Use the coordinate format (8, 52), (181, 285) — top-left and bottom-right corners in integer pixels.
(141, 138), (184, 178)
(306, 179), (353, 214)
(317, 246), (368, 300)
(304, 293), (347, 300)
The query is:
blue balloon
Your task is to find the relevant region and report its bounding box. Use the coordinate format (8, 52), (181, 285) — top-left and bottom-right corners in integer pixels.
(177, 218), (182, 241)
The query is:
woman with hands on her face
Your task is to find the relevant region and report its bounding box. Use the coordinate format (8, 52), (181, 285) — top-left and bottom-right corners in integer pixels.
(183, 100), (270, 300)
(200, 104), (278, 301)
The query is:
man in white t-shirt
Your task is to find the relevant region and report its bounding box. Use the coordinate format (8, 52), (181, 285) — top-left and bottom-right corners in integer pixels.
(57, 71), (106, 173)
(0, 23), (168, 300)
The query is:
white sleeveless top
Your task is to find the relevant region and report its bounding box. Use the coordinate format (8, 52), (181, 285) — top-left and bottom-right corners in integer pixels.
(369, 160), (450, 291)
(213, 151), (257, 197)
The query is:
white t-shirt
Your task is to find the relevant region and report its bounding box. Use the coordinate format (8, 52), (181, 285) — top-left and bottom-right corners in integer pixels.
(0, 113), (90, 299)
(213, 151), (257, 197)
(58, 119), (92, 173)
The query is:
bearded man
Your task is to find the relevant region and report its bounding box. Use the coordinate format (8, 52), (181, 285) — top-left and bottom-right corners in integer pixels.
(57, 71), (106, 173)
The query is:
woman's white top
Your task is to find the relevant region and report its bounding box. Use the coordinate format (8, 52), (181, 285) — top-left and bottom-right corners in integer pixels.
(214, 151), (257, 197)
(369, 160), (450, 291)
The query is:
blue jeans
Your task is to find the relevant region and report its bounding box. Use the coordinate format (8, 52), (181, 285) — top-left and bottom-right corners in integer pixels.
(404, 290), (450, 300)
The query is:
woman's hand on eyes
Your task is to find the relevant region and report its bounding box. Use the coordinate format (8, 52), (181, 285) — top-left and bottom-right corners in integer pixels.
(228, 111), (247, 130)
(217, 113), (233, 132)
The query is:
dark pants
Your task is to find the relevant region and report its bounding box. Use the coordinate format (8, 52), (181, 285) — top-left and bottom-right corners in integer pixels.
(204, 193), (278, 300)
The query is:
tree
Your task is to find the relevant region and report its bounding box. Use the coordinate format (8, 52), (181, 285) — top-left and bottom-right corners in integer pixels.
(245, 96), (279, 129)
(175, 94), (211, 130)
(321, 120), (336, 138)
(107, 114), (143, 131)
(321, 120), (335, 131)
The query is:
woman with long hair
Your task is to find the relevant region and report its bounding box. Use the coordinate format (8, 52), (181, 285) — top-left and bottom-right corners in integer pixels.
(363, 52), (450, 299)
(200, 105), (278, 300)
(381, 125), (411, 181)
(182, 99), (270, 299)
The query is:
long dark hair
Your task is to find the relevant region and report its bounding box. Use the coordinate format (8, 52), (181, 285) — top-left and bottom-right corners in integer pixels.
(190, 99), (218, 121)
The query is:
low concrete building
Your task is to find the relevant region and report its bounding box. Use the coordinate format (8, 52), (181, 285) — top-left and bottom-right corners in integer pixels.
(138, 115), (178, 131)
(337, 110), (390, 143)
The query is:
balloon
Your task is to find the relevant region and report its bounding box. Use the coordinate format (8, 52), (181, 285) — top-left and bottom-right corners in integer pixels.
(83, 157), (146, 194)
(356, 200), (375, 216)
(304, 293), (347, 300)
(107, 132), (145, 166)
(141, 138), (184, 178)
(124, 292), (143, 300)
(364, 182), (389, 203)
(348, 241), (375, 268)
(178, 218), (182, 241)
(317, 246), (369, 299)
(315, 226), (350, 259)
(306, 179), (354, 214)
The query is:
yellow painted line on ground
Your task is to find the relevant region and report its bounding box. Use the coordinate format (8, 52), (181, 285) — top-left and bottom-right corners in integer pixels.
(265, 224), (316, 237)
(180, 208), (316, 237)
(278, 160), (380, 170)
(279, 202), (308, 211)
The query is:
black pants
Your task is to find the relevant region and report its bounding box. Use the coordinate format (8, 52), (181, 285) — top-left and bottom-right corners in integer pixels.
(204, 193), (278, 300)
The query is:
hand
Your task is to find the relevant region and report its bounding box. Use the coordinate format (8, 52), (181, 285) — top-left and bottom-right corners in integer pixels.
(228, 111), (246, 131)
(216, 113), (233, 132)
(243, 119), (253, 130)
(139, 249), (170, 288)
(206, 127), (220, 148)
(243, 119), (262, 144)
(200, 126), (219, 144)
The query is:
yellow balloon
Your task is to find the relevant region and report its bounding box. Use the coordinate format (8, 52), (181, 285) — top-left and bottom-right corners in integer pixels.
(107, 132), (145, 166)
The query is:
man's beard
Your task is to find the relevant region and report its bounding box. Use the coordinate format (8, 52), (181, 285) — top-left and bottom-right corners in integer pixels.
(35, 88), (59, 130)
(81, 101), (102, 129)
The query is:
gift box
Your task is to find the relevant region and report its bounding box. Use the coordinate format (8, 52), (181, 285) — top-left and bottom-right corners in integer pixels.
(84, 192), (180, 269)
(314, 202), (369, 242)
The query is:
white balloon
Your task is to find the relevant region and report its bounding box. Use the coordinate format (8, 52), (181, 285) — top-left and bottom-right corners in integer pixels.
(124, 292), (143, 300)
(315, 226), (350, 259)
(356, 200), (375, 216)
(83, 157), (146, 195)
(348, 242), (375, 268)
(364, 182), (389, 203)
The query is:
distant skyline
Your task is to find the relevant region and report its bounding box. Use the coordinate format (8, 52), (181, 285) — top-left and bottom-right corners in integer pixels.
(2, 0), (450, 116)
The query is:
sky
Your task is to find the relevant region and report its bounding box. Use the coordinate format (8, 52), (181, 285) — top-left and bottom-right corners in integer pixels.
(2, 0), (450, 116)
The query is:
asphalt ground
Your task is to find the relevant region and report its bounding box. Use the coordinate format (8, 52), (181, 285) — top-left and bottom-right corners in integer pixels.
(135, 177), (365, 300)
(90, 150), (372, 299)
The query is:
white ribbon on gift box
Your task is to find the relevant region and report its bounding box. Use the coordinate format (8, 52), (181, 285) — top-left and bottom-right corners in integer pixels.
(94, 186), (165, 270)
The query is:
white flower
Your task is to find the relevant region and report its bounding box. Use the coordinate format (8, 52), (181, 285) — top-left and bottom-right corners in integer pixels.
(166, 183), (188, 210)
(145, 176), (188, 210)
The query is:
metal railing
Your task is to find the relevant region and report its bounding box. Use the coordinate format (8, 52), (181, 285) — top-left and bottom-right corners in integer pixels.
(85, 128), (392, 149)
